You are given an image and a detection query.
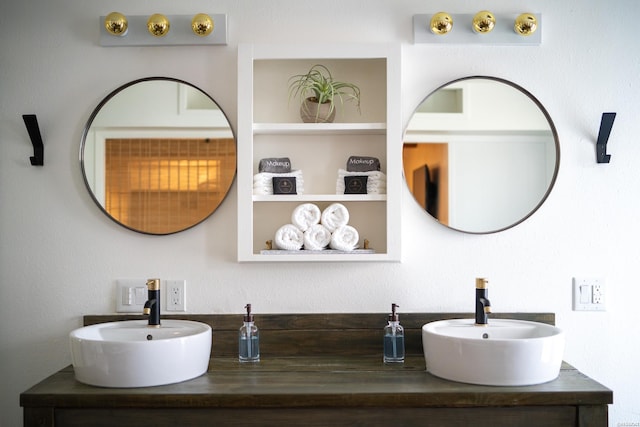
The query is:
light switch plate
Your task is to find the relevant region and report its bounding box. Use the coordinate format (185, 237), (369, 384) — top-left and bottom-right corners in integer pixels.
(116, 279), (148, 313)
(572, 277), (606, 311)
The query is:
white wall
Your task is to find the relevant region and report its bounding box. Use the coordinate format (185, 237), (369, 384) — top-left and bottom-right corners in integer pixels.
(1, 1), (638, 425)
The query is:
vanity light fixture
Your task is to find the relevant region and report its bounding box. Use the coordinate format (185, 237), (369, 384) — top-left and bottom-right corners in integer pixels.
(147, 13), (170, 37)
(430, 12), (453, 35)
(104, 12), (128, 36)
(99, 13), (228, 46)
(191, 13), (214, 37)
(514, 13), (538, 36)
(414, 12), (541, 45)
(472, 11), (496, 34)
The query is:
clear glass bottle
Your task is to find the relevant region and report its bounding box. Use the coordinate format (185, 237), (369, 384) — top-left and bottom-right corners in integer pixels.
(239, 303), (260, 362)
(383, 303), (405, 363)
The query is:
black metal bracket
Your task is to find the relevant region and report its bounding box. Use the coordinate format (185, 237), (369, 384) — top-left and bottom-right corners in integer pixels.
(22, 114), (44, 166)
(596, 112), (616, 164)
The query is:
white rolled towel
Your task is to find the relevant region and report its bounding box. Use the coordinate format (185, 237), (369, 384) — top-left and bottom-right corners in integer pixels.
(303, 224), (332, 250)
(291, 203), (321, 232)
(274, 224), (304, 251)
(330, 225), (360, 251)
(321, 203), (350, 232)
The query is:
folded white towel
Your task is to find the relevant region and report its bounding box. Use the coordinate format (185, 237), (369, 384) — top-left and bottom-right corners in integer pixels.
(303, 224), (332, 250)
(253, 170), (304, 195)
(336, 169), (386, 194)
(274, 224), (304, 251)
(330, 225), (360, 251)
(321, 203), (350, 232)
(291, 203), (321, 232)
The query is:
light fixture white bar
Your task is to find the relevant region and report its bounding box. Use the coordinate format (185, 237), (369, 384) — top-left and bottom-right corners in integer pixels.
(100, 14), (228, 47)
(413, 13), (541, 46)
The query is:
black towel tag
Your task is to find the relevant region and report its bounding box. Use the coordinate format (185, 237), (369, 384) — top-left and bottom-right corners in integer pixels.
(259, 157), (292, 173)
(346, 156), (380, 172)
(272, 177), (297, 195)
(344, 176), (368, 194)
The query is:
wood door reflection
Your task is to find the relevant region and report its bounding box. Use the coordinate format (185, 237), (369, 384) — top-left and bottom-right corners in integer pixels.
(403, 143), (449, 224)
(105, 138), (235, 234)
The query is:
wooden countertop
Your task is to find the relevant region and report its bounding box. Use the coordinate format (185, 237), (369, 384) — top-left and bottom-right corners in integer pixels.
(21, 356), (612, 410)
(21, 313), (613, 413)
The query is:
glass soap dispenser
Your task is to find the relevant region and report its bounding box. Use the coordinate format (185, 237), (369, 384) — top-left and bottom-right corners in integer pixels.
(239, 303), (260, 363)
(383, 303), (405, 363)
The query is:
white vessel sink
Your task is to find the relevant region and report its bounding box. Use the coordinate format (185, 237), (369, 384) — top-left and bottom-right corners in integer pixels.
(422, 318), (564, 386)
(70, 320), (211, 388)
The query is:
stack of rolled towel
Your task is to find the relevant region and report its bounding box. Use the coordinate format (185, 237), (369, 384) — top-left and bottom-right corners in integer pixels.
(273, 203), (360, 251)
(336, 156), (386, 194)
(253, 157), (304, 195)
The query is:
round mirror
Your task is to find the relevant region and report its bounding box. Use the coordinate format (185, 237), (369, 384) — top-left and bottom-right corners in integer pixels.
(403, 76), (559, 234)
(80, 77), (236, 235)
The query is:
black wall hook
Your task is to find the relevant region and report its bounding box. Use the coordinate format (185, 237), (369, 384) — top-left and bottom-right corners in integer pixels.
(596, 112), (616, 164)
(22, 114), (44, 166)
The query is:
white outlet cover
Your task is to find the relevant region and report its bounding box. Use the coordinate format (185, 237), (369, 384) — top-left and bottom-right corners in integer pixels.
(572, 277), (606, 311)
(165, 279), (187, 311)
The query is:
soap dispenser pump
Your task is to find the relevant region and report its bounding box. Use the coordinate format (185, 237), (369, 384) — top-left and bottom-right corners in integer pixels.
(383, 303), (405, 363)
(239, 304), (260, 363)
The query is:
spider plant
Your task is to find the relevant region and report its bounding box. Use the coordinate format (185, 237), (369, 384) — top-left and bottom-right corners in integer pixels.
(288, 64), (361, 122)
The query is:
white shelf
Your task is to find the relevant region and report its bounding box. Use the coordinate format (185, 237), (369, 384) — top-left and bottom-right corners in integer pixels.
(237, 43), (401, 262)
(253, 123), (386, 135)
(253, 194), (387, 202)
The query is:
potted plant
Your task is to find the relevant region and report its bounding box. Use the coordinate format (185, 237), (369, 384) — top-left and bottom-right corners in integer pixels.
(288, 64), (361, 123)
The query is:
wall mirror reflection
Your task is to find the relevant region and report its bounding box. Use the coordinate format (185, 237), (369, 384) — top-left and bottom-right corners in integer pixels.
(80, 77), (236, 235)
(403, 76), (559, 234)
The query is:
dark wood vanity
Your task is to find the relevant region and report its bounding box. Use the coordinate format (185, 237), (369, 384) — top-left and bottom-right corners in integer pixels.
(21, 313), (612, 427)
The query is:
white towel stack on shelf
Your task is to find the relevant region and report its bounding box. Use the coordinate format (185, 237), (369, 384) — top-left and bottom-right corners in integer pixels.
(253, 170), (304, 195)
(291, 203), (321, 231)
(335, 169), (386, 194)
(274, 224), (304, 250)
(329, 225), (359, 251)
(320, 202), (350, 232)
(272, 202), (361, 251)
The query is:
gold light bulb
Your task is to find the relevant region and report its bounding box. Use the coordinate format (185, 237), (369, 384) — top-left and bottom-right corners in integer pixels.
(472, 11), (496, 34)
(104, 12), (128, 36)
(430, 12), (453, 35)
(147, 13), (170, 37)
(514, 13), (538, 36)
(191, 13), (214, 37)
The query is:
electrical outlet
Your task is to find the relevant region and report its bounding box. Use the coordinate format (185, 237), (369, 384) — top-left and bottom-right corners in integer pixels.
(572, 278), (606, 311)
(592, 283), (604, 304)
(166, 279), (186, 311)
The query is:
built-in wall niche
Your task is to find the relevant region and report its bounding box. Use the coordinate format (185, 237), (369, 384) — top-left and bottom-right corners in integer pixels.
(237, 44), (401, 262)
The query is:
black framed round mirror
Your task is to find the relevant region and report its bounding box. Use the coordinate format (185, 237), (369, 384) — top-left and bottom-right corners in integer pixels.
(80, 77), (236, 235)
(403, 76), (559, 234)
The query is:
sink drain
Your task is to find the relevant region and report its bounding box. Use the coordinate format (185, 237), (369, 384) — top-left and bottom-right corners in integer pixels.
(146, 334), (153, 341)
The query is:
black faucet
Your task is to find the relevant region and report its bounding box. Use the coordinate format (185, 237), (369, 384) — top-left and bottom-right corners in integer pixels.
(143, 278), (161, 327)
(475, 278), (491, 325)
